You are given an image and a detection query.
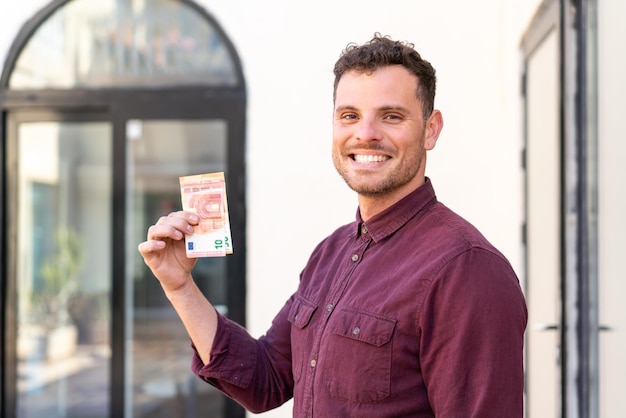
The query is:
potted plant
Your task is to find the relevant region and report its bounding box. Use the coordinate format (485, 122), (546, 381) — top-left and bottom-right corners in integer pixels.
(18, 227), (84, 361)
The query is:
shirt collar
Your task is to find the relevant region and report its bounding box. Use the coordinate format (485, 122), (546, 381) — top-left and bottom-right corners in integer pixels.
(354, 177), (437, 243)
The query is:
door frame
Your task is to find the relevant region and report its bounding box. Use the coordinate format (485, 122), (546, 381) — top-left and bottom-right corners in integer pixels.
(2, 88), (247, 417)
(521, 0), (564, 414)
(521, 0), (596, 416)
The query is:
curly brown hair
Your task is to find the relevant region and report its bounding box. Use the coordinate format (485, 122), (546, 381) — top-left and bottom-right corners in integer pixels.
(333, 33), (436, 121)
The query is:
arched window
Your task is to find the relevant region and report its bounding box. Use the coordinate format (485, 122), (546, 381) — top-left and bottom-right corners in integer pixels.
(1, 1), (246, 417)
(8, 0), (239, 88)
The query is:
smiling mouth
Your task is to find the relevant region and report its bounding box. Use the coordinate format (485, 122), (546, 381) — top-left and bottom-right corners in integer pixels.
(352, 154), (390, 163)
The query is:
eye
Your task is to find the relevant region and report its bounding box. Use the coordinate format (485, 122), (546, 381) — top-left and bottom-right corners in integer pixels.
(384, 113), (403, 121)
(339, 112), (358, 121)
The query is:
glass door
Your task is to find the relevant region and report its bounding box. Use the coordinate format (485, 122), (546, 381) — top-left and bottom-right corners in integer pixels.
(125, 118), (230, 417)
(8, 115), (112, 417)
(6, 112), (243, 418)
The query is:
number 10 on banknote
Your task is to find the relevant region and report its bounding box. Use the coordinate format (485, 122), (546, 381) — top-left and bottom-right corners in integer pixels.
(179, 172), (233, 257)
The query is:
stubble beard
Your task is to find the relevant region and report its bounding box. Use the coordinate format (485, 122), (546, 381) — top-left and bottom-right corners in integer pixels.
(333, 146), (424, 197)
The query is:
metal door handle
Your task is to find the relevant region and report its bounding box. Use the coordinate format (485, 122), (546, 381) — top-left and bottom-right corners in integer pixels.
(533, 323), (613, 331)
(533, 323), (559, 331)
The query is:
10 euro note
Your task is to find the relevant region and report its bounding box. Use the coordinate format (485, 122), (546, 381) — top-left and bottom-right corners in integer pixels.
(179, 172), (233, 257)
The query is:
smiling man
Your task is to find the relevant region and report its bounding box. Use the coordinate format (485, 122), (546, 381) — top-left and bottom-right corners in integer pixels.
(138, 34), (528, 417)
(332, 63), (442, 219)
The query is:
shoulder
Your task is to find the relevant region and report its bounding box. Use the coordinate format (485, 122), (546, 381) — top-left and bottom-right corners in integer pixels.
(410, 202), (521, 295)
(420, 201), (506, 259)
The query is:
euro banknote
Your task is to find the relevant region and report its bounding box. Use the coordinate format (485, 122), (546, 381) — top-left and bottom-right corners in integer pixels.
(179, 172), (233, 257)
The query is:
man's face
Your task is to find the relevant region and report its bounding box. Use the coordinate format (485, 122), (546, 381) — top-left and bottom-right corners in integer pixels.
(332, 65), (438, 200)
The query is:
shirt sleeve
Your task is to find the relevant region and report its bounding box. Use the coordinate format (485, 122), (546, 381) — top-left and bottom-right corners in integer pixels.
(191, 301), (295, 413)
(418, 247), (528, 418)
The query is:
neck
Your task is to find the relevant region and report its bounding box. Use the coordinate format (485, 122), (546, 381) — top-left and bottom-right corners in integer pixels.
(358, 176), (426, 221)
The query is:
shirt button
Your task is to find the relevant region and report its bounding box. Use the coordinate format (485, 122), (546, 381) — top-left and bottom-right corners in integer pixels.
(326, 304), (334, 312)
(352, 327), (360, 335)
(361, 224), (368, 234)
(310, 359), (317, 367)
(351, 254), (359, 262)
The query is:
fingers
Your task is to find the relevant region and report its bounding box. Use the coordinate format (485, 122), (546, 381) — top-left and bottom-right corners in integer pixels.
(148, 211), (198, 239)
(138, 211), (198, 254)
(137, 239), (166, 256)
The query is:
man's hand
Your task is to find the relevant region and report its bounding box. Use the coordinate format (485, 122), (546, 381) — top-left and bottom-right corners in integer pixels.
(138, 211), (200, 292)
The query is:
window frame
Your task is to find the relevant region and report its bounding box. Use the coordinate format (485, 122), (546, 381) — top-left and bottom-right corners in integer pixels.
(1, 1), (247, 417)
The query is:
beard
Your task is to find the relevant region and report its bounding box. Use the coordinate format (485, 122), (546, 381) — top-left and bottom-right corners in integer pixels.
(332, 143), (425, 197)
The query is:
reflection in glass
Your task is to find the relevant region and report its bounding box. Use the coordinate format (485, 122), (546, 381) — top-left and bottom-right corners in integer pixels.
(126, 119), (228, 417)
(10, 0), (238, 89)
(16, 122), (112, 417)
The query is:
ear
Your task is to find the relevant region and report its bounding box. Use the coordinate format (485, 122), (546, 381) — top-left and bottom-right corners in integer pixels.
(424, 110), (443, 150)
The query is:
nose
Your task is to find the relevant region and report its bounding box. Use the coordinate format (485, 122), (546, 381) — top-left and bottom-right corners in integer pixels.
(355, 117), (381, 142)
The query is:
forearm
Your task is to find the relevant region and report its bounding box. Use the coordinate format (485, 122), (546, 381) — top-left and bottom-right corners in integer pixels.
(162, 275), (217, 365)
(193, 297), (296, 413)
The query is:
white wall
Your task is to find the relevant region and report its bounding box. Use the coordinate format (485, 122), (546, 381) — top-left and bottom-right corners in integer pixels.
(597, 0), (626, 414)
(1, 1), (542, 417)
(0, 0), (48, 65)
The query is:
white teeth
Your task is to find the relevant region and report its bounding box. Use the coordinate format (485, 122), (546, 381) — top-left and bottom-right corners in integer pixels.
(353, 154), (389, 163)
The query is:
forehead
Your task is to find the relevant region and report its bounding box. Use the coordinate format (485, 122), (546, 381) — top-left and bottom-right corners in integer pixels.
(334, 65), (420, 107)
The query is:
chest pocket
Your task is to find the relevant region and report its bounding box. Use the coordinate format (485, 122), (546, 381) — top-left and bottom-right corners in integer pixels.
(288, 296), (318, 382)
(288, 296), (317, 329)
(324, 308), (396, 403)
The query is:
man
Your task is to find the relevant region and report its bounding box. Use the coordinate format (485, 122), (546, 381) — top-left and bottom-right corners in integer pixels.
(138, 34), (527, 417)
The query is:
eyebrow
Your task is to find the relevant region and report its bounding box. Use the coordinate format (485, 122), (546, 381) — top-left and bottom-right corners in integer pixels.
(334, 105), (357, 113)
(380, 105), (411, 113)
(334, 105), (410, 113)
